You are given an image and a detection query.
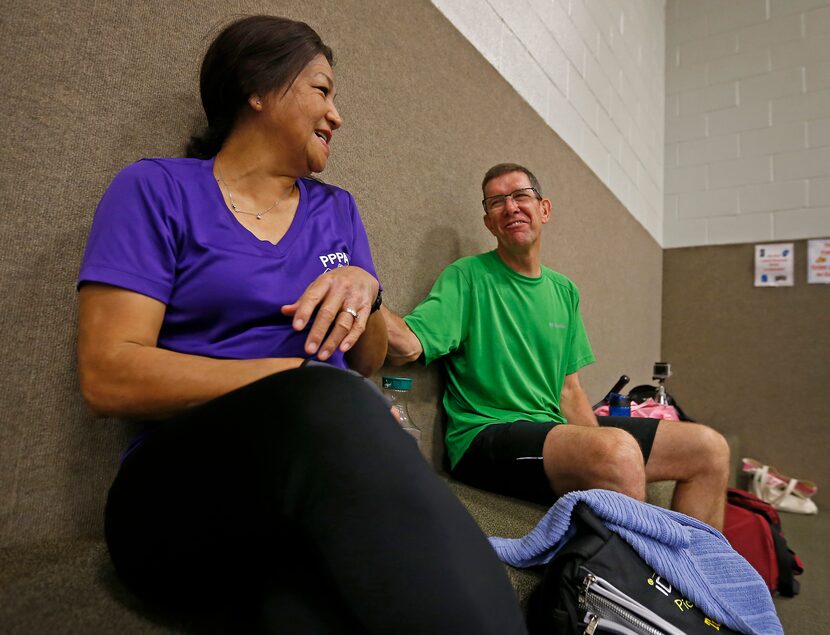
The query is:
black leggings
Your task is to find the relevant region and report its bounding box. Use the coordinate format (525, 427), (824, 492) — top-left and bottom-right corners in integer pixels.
(105, 365), (527, 635)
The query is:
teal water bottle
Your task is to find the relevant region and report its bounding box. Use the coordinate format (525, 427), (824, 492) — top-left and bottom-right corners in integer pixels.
(382, 376), (421, 447)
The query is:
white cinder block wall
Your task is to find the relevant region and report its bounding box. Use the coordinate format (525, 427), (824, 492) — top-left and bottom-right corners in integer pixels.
(664, 0), (830, 247)
(431, 0), (667, 244)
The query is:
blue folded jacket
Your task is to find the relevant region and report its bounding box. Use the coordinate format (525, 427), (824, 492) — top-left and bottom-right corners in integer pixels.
(489, 489), (782, 635)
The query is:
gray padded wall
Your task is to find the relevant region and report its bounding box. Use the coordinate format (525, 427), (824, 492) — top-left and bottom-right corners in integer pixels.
(663, 243), (830, 507)
(0, 0), (662, 545)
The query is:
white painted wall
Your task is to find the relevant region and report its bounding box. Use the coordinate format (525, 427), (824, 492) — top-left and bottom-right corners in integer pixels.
(431, 0), (667, 244)
(664, 0), (830, 247)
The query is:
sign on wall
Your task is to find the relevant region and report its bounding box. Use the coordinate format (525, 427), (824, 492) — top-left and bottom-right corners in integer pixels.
(754, 243), (794, 287)
(808, 239), (830, 284)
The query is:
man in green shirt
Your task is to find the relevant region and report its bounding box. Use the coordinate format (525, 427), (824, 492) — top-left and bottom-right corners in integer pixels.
(382, 163), (730, 530)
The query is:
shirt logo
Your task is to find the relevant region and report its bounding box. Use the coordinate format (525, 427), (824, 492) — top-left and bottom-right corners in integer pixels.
(549, 322), (566, 329)
(319, 251), (350, 272)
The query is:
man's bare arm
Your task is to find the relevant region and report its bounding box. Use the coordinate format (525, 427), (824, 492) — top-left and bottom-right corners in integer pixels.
(379, 305), (423, 366)
(560, 372), (599, 427)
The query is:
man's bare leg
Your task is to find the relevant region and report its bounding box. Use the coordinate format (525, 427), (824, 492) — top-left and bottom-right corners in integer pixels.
(645, 421), (730, 530)
(542, 425), (647, 501)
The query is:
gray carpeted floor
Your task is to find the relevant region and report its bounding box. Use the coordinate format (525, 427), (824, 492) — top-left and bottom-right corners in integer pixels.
(772, 511), (827, 634)
(1, 500), (824, 633)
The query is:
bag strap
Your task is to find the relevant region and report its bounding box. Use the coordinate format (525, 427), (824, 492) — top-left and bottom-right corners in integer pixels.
(572, 503), (614, 540)
(728, 487), (782, 526)
(769, 528), (799, 597)
(726, 488), (801, 596)
(527, 504), (611, 634)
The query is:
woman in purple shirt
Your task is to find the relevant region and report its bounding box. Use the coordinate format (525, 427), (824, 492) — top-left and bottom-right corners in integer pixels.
(77, 15), (525, 635)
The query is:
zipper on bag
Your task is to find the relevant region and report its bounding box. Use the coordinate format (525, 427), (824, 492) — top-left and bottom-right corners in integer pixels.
(583, 612), (645, 635)
(585, 614), (600, 635)
(579, 572), (684, 635)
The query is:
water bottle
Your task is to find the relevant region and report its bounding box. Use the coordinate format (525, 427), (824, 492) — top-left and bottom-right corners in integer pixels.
(382, 376), (421, 447)
(608, 392), (631, 417)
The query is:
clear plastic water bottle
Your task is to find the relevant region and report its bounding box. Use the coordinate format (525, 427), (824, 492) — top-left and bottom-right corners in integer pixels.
(382, 376), (421, 447)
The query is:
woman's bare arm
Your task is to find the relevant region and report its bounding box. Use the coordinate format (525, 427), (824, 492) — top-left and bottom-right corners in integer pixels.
(78, 283), (302, 419)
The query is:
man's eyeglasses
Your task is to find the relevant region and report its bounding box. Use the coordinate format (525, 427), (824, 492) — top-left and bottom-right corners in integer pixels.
(482, 187), (540, 214)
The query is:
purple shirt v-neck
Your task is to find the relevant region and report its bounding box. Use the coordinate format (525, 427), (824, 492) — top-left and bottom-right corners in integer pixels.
(79, 158), (379, 369)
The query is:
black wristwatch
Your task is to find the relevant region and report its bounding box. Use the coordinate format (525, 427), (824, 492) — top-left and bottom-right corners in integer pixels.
(370, 288), (383, 314)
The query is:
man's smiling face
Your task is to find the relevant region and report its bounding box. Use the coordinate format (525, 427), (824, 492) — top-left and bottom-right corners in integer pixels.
(482, 171), (550, 252)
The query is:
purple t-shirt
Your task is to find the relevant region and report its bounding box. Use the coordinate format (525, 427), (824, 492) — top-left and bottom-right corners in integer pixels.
(79, 158), (380, 370)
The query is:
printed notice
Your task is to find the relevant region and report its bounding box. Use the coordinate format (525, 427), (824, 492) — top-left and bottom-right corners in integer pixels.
(755, 243), (794, 287)
(808, 239), (830, 284)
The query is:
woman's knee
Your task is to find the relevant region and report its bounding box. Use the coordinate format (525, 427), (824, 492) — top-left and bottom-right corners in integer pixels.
(234, 365), (391, 438)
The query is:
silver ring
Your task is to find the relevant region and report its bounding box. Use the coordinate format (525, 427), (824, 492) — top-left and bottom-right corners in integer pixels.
(344, 307), (359, 320)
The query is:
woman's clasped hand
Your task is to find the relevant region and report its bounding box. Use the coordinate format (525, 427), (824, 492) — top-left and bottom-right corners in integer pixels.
(282, 265), (380, 360)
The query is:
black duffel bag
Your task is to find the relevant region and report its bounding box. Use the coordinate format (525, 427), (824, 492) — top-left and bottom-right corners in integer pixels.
(526, 503), (739, 635)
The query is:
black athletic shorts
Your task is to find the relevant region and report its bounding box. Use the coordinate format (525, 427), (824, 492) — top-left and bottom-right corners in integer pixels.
(450, 417), (661, 506)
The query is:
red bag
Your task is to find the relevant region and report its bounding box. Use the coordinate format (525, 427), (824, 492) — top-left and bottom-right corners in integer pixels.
(723, 487), (804, 597)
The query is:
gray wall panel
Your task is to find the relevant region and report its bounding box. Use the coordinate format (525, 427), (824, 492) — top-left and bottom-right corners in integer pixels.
(0, 0), (661, 544)
(663, 242), (829, 506)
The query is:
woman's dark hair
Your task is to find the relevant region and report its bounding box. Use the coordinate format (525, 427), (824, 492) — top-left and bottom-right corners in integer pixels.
(186, 15), (333, 159)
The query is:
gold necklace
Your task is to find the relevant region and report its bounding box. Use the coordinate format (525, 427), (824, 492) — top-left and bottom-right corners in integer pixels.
(215, 158), (295, 220)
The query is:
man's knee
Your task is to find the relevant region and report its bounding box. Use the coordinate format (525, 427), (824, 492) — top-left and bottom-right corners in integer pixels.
(545, 427), (646, 500)
(660, 422), (731, 481)
(692, 423), (731, 476)
(598, 428), (647, 500)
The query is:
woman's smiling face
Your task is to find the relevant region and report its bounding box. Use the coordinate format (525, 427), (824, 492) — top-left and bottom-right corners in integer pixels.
(256, 54), (343, 175)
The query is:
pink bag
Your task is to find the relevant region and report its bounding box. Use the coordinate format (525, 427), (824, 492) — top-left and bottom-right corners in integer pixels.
(593, 397), (680, 421)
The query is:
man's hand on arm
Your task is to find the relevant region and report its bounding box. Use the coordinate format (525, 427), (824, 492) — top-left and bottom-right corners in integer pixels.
(560, 372), (599, 427)
(379, 305), (423, 366)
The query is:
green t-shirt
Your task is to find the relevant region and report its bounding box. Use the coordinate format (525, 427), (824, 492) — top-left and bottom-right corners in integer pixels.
(404, 251), (595, 468)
